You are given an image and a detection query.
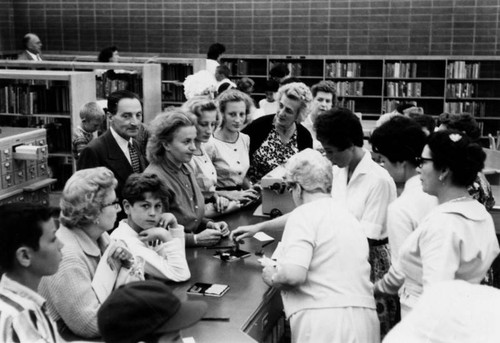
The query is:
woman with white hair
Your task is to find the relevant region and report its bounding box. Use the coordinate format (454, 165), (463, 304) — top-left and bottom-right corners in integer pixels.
(242, 82), (313, 182)
(39, 167), (134, 338)
(261, 149), (379, 343)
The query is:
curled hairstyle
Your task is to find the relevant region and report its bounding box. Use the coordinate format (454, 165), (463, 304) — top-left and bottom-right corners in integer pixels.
(370, 116), (427, 166)
(285, 149), (333, 194)
(311, 80), (337, 104)
(444, 113), (481, 142)
(182, 96), (220, 125)
(98, 46), (118, 62)
(0, 203), (57, 271)
(107, 90), (141, 115)
(207, 43), (225, 60)
(59, 167), (118, 229)
(216, 89), (254, 126)
(427, 130), (485, 187)
(146, 109), (197, 164)
(276, 82), (313, 122)
(315, 107), (364, 150)
(122, 173), (170, 208)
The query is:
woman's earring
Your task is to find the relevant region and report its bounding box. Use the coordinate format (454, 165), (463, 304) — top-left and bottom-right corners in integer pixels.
(94, 218), (100, 225)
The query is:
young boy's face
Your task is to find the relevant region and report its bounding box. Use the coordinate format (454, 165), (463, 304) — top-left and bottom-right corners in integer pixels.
(124, 192), (164, 231)
(30, 218), (63, 277)
(265, 91), (275, 102)
(82, 118), (103, 133)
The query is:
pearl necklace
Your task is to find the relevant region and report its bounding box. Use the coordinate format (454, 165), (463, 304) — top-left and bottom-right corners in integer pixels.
(446, 196), (470, 204)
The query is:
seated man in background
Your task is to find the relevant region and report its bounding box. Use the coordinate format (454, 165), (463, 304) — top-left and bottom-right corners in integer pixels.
(0, 203), (63, 343)
(72, 101), (105, 160)
(98, 280), (207, 343)
(111, 173), (191, 282)
(17, 33), (43, 61)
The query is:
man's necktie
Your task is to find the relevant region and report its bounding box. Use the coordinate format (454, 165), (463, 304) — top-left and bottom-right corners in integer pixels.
(128, 142), (141, 173)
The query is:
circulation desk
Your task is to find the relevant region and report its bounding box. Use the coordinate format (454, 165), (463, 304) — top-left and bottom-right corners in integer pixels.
(172, 204), (286, 343)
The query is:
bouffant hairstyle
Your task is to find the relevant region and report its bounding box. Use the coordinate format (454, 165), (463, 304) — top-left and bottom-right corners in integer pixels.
(285, 148), (333, 194)
(370, 116), (427, 167)
(98, 46), (118, 63)
(207, 43), (225, 60)
(427, 130), (485, 187)
(182, 96), (220, 124)
(315, 107), (364, 150)
(146, 109), (197, 164)
(59, 167), (118, 229)
(216, 89), (254, 127)
(275, 82), (313, 123)
(444, 113), (481, 142)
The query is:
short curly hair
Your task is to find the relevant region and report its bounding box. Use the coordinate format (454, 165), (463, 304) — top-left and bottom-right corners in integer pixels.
(182, 96), (220, 125)
(285, 148), (332, 194)
(59, 167), (118, 229)
(427, 130), (485, 187)
(276, 82), (313, 122)
(315, 107), (364, 150)
(146, 109), (197, 164)
(216, 89), (254, 127)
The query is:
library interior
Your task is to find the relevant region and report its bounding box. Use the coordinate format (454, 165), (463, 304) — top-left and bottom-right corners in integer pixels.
(2, 1), (500, 343)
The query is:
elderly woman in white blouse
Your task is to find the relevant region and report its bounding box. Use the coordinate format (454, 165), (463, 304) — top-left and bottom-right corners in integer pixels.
(262, 149), (379, 343)
(375, 130), (500, 317)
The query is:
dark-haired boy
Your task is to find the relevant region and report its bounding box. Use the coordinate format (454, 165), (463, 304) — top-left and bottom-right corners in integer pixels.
(0, 203), (63, 343)
(110, 173), (190, 281)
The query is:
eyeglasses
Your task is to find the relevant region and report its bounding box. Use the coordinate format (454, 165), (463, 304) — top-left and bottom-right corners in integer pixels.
(101, 199), (121, 210)
(415, 156), (433, 167)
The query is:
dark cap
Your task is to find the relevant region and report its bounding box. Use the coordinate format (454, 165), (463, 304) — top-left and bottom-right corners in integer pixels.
(98, 280), (207, 343)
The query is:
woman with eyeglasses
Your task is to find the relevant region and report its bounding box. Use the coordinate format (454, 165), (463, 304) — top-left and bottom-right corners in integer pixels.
(261, 148), (379, 343)
(39, 167), (134, 338)
(374, 130), (499, 317)
(370, 116), (438, 314)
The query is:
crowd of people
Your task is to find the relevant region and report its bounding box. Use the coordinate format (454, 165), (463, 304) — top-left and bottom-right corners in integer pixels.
(2, 39), (500, 343)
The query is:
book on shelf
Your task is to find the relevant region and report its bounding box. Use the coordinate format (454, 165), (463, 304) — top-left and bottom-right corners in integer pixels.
(444, 101), (486, 117)
(385, 62), (417, 78)
(96, 72), (142, 99)
(446, 83), (476, 98)
(162, 83), (186, 103)
(447, 61), (481, 79)
(325, 62), (361, 78)
(385, 81), (421, 97)
(0, 81), (70, 115)
(338, 98), (356, 112)
(163, 64), (194, 82)
(332, 81), (364, 96)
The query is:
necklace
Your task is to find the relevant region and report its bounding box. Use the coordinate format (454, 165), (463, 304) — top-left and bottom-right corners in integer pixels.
(447, 196), (470, 204)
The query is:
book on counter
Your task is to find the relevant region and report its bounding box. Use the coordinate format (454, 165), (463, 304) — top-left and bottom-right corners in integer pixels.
(187, 282), (230, 297)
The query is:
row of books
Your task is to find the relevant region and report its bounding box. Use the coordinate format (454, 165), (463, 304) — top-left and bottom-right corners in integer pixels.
(325, 62), (362, 78)
(444, 101), (486, 117)
(162, 83), (185, 102)
(385, 62), (418, 78)
(446, 83), (476, 98)
(446, 61), (481, 79)
(383, 100), (402, 113)
(338, 99), (356, 112)
(332, 81), (364, 96)
(163, 64), (193, 82)
(0, 83), (70, 114)
(385, 82), (422, 97)
(96, 73), (142, 99)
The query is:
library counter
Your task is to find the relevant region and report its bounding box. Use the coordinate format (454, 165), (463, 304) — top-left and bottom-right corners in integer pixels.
(172, 204), (285, 343)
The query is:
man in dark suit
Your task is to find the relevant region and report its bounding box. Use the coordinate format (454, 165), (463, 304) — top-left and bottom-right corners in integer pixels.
(77, 90), (147, 212)
(17, 33), (43, 61)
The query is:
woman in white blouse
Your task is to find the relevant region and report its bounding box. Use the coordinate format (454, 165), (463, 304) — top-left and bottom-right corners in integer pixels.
(207, 89), (260, 204)
(375, 130), (500, 317)
(183, 96), (239, 217)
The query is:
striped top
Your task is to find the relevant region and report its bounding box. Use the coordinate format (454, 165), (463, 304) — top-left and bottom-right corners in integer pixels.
(0, 275), (62, 343)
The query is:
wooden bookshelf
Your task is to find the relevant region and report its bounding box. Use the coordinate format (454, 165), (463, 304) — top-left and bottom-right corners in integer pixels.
(0, 69), (96, 189)
(220, 55), (500, 135)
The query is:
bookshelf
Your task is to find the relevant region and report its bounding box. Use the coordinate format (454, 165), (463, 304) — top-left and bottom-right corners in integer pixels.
(220, 55), (500, 135)
(0, 69), (96, 189)
(0, 60), (162, 123)
(41, 53), (206, 110)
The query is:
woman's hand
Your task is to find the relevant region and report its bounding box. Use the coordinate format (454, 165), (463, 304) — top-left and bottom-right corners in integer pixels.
(209, 221), (230, 237)
(139, 227), (173, 246)
(195, 229), (223, 246)
(230, 223), (261, 241)
(223, 189), (260, 204)
(158, 212), (178, 229)
(108, 241), (134, 269)
(214, 194), (230, 213)
(262, 265), (276, 287)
